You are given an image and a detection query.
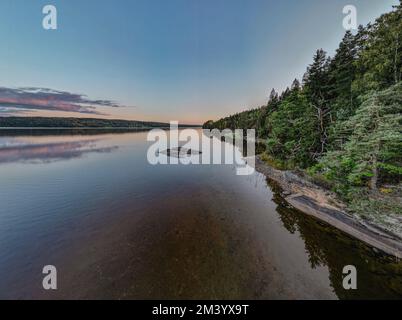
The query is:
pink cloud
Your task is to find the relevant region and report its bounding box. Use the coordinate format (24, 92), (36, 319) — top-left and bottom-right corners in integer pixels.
(0, 87), (129, 115)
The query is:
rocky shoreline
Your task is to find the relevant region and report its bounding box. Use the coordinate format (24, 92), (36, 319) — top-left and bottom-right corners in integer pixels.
(254, 156), (402, 259)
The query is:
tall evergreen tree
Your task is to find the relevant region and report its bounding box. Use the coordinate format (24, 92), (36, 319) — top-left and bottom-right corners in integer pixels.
(328, 31), (358, 120)
(257, 88), (280, 138)
(353, 2), (402, 93)
(291, 78), (301, 91)
(268, 88), (279, 103)
(266, 83), (317, 168)
(313, 83), (402, 192)
(303, 49), (332, 158)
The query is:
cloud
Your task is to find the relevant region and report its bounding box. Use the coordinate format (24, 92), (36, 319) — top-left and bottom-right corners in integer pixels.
(0, 87), (128, 115)
(0, 107), (33, 117)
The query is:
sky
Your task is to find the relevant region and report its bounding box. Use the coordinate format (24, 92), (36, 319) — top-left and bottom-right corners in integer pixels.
(0, 0), (398, 124)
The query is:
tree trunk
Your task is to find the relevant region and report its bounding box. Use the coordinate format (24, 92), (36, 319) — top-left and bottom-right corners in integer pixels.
(394, 34), (399, 84)
(314, 105), (326, 156)
(370, 154), (378, 191)
(370, 108), (381, 192)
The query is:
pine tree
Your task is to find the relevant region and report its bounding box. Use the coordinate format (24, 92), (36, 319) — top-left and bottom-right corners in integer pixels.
(328, 31), (358, 120)
(303, 49), (332, 158)
(257, 88), (280, 138)
(313, 83), (402, 191)
(268, 88), (279, 104)
(291, 78), (301, 91)
(266, 83), (318, 168)
(353, 2), (402, 93)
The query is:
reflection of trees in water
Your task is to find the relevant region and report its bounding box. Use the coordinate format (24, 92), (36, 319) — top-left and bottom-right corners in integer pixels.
(267, 178), (402, 299)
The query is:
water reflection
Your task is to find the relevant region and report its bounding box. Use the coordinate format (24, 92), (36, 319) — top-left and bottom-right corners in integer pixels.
(0, 129), (401, 299)
(0, 139), (118, 164)
(0, 128), (149, 137)
(269, 179), (402, 299)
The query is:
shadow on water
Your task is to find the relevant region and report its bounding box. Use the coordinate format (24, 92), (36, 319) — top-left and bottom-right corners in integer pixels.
(267, 178), (402, 299)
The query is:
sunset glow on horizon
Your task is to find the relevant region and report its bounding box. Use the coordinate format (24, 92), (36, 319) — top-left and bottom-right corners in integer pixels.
(0, 0), (398, 125)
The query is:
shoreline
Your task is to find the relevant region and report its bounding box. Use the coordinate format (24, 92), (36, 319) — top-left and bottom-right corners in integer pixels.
(255, 156), (402, 259)
(0, 126), (202, 130)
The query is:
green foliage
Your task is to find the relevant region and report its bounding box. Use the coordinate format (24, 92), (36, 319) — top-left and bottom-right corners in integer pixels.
(260, 152), (289, 170)
(266, 84), (318, 168)
(327, 31), (359, 122)
(311, 84), (402, 215)
(353, 1), (402, 93)
(202, 108), (261, 131)
(203, 3), (402, 217)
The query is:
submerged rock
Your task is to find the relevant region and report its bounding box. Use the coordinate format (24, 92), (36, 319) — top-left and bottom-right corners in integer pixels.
(160, 147), (202, 158)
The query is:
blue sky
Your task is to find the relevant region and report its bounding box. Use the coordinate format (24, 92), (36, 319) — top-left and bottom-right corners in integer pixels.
(0, 0), (398, 124)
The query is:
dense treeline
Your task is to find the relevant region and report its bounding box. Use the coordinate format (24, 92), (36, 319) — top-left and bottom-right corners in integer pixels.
(0, 117), (196, 128)
(204, 3), (402, 217)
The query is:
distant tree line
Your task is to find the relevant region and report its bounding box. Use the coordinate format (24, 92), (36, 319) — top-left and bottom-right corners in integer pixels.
(204, 2), (402, 216)
(0, 117), (197, 129)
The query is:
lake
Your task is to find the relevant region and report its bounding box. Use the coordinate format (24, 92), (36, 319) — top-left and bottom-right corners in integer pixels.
(0, 129), (401, 299)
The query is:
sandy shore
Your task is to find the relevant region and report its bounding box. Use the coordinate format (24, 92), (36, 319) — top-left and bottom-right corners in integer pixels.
(254, 156), (402, 259)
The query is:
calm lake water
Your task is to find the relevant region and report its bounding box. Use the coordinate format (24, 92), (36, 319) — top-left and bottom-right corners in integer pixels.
(0, 129), (401, 299)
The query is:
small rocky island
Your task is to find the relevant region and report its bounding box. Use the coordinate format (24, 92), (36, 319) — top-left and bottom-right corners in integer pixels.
(160, 147), (202, 158)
